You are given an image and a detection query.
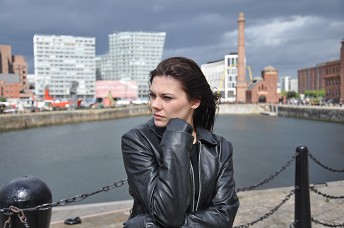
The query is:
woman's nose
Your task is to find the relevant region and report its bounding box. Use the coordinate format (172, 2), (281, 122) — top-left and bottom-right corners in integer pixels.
(150, 97), (161, 110)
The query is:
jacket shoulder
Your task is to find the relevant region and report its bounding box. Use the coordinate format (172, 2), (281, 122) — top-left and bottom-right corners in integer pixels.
(122, 121), (151, 140)
(207, 132), (234, 160)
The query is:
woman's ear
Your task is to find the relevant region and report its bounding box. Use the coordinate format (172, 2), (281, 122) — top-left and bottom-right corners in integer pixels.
(191, 99), (201, 110)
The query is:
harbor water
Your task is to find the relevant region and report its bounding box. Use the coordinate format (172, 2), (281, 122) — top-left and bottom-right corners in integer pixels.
(0, 114), (343, 205)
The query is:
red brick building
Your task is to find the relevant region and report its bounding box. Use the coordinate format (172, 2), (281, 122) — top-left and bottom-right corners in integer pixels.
(0, 45), (30, 98)
(298, 40), (344, 103)
(0, 74), (20, 98)
(340, 40), (344, 103)
(298, 66), (325, 93)
(246, 66), (279, 103)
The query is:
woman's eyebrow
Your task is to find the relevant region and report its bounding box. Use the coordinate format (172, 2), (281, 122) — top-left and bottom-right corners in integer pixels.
(161, 92), (175, 96)
(150, 89), (174, 96)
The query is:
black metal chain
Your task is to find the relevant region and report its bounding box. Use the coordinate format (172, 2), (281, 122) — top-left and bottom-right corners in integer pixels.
(236, 155), (296, 192)
(233, 189), (295, 228)
(1, 179), (127, 213)
(310, 186), (344, 199)
(2, 206), (30, 228)
(312, 217), (344, 227)
(289, 220), (298, 228)
(308, 153), (344, 173)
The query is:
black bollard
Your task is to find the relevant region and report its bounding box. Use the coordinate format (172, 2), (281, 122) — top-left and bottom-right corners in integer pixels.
(294, 146), (312, 228)
(0, 176), (52, 228)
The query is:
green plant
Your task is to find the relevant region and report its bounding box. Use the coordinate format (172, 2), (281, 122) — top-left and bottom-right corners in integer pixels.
(304, 89), (325, 98)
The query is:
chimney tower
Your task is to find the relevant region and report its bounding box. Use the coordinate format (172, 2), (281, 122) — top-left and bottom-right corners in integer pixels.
(236, 12), (247, 103)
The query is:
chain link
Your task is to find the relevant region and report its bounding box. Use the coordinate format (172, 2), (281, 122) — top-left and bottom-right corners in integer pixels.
(3, 215), (11, 228)
(2, 206), (30, 228)
(289, 220), (298, 228)
(308, 152), (344, 173)
(310, 186), (344, 199)
(312, 217), (344, 227)
(233, 189), (295, 228)
(237, 155), (296, 192)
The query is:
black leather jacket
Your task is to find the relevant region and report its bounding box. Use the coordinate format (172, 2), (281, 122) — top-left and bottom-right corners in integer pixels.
(121, 118), (239, 227)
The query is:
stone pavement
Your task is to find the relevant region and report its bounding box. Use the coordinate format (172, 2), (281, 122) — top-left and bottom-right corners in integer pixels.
(50, 180), (344, 228)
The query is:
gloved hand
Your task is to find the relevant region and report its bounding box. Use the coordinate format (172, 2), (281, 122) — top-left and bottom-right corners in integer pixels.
(166, 118), (193, 134)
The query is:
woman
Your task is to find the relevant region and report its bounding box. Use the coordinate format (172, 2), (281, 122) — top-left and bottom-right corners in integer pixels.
(121, 57), (239, 227)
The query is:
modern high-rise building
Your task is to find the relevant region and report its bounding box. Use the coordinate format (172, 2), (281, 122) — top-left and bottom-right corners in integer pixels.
(107, 31), (166, 98)
(201, 53), (238, 103)
(95, 55), (112, 81)
(33, 34), (96, 100)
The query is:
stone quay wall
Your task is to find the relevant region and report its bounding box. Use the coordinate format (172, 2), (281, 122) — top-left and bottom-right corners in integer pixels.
(0, 106), (150, 132)
(0, 104), (342, 132)
(0, 104), (264, 132)
(218, 104), (265, 114)
(277, 105), (344, 123)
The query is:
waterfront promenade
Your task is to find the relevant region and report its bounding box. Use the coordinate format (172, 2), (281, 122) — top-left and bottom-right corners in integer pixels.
(50, 180), (344, 227)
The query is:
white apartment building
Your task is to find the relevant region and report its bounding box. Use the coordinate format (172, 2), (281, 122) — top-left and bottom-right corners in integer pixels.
(108, 31), (166, 98)
(280, 76), (291, 92)
(96, 55), (112, 81)
(280, 76), (298, 92)
(201, 53), (238, 103)
(290, 78), (298, 92)
(33, 34), (96, 100)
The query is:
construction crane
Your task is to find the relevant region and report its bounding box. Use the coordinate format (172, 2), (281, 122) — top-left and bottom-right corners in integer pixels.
(246, 66), (253, 81)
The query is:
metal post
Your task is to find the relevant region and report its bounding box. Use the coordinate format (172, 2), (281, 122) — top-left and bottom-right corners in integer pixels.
(0, 176), (52, 228)
(294, 146), (312, 228)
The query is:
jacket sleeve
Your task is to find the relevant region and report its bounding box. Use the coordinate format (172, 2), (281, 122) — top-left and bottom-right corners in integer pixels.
(121, 119), (194, 227)
(181, 139), (239, 228)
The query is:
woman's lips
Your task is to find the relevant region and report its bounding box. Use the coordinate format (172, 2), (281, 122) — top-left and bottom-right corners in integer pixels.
(154, 114), (164, 119)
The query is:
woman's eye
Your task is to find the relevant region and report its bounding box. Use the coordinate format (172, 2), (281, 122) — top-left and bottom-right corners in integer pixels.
(163, 96), (172, 100)
(149, 93), (156, 99)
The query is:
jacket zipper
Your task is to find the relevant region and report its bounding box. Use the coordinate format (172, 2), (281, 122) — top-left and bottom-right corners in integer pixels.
(195, 140), (201, 211)
(189, 160), (195, 212)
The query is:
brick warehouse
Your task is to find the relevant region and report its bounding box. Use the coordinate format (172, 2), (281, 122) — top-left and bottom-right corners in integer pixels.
(298, 39), (344, 103)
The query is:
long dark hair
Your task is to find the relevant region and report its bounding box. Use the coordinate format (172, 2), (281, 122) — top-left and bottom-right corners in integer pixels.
(150, 57), (219, 131)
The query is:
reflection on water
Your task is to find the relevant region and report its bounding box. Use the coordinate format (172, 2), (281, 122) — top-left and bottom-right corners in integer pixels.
(0, 115), (343, 204)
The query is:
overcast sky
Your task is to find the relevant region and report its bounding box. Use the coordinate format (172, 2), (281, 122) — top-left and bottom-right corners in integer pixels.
(1, 0), (343, 78)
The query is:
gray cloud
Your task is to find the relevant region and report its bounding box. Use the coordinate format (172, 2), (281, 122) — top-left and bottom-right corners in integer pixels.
(0, 0), (343, 78)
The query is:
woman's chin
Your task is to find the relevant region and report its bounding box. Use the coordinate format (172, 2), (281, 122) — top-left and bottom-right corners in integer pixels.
(154, 119), (167, 128)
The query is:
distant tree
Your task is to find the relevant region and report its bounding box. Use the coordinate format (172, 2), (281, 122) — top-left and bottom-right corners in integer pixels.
(0, 97), (6, 102)
(317, 89), (326, 98)
(304, 89), (325, 98)
(304, 89), (325, 105)
(286, 91), (299, 99)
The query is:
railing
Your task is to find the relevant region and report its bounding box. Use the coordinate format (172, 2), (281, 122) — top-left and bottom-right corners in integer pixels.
(0, 146), (343, 228)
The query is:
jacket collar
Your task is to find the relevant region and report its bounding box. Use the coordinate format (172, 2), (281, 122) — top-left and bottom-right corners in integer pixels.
(147, 118), (218, 146)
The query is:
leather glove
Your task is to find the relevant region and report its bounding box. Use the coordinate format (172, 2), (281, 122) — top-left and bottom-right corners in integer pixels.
(166, 118), (193, 134)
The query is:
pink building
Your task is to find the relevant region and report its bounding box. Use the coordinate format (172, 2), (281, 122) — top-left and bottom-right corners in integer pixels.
(95, 80), (138, 100)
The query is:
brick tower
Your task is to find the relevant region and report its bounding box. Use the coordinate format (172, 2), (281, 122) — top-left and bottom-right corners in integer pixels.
(236, 12), (247, 103)
(340, 39), (344, 103)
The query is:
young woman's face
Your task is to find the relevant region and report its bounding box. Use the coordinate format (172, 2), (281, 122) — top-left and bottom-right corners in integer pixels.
(149, 75), (200, 128)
